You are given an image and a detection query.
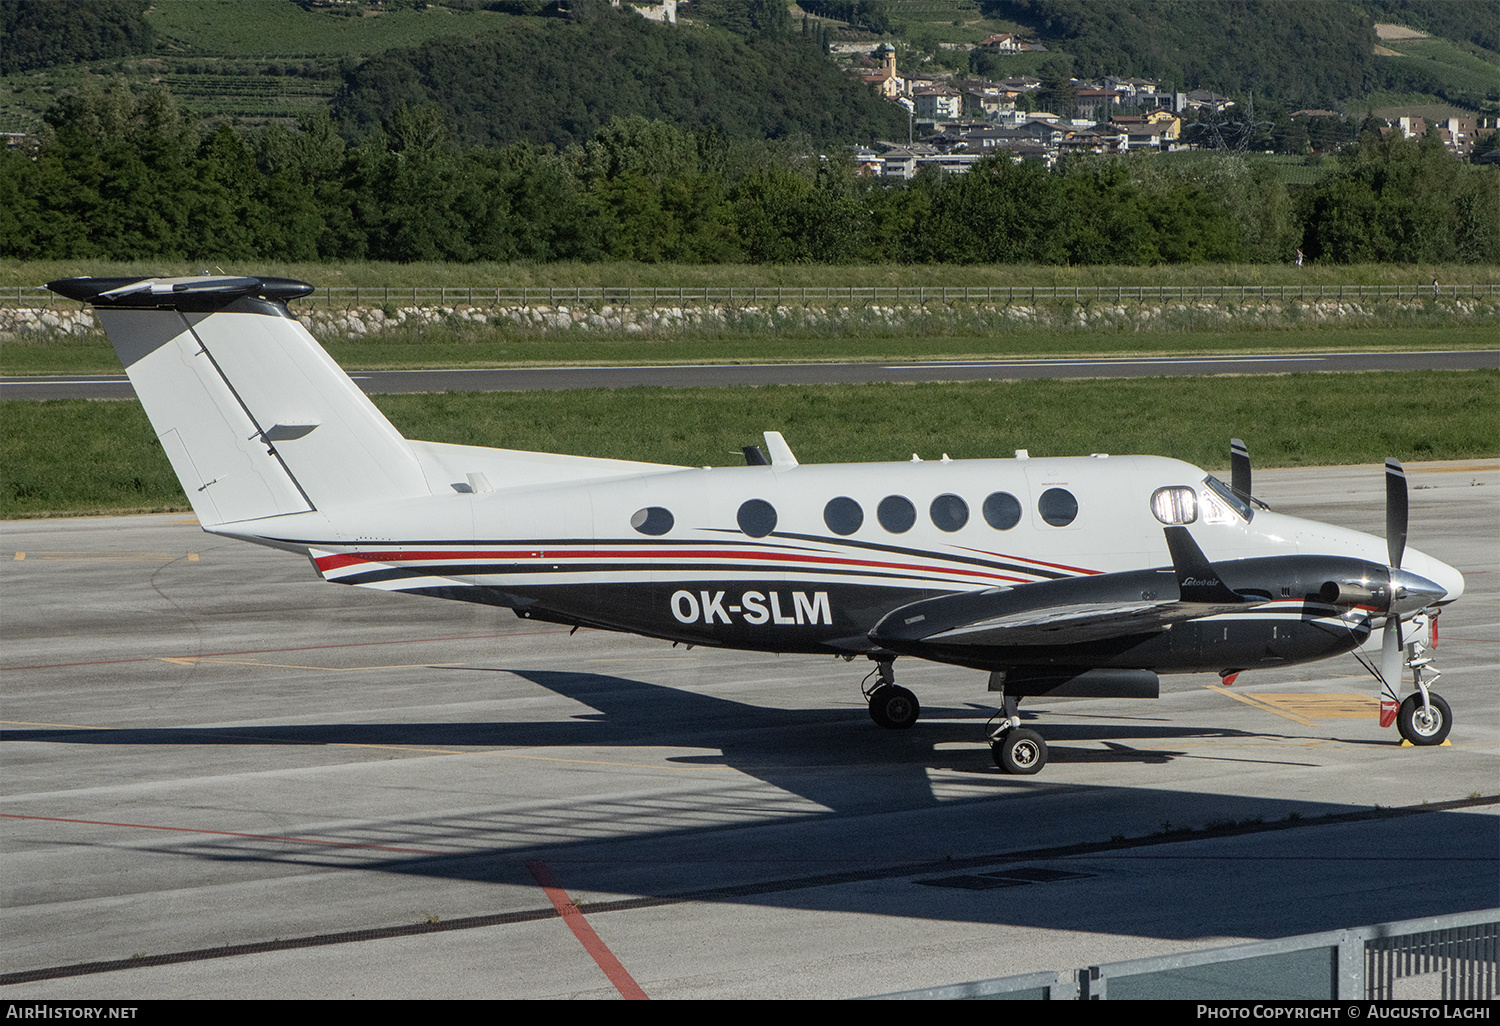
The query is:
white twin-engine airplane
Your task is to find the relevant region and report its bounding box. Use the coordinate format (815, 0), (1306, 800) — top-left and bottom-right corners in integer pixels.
(49, 274), (1465, 774)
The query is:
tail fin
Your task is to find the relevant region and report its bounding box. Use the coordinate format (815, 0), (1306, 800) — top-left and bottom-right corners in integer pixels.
(49, 276), (429, 527)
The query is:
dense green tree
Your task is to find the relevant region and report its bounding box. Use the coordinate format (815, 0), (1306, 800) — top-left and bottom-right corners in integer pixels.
(5, 81), (1495, 267)
(1299, 132), (1500, 263)
(0, 0), (154, 75)
(909, 156), (1066, 264)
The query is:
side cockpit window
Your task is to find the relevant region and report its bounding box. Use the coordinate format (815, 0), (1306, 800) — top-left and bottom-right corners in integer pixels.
(1150, 486), (1197, 525)
(1201, 475), (1253, 523)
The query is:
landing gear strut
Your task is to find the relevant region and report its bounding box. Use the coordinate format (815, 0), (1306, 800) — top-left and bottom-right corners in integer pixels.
(1396, 624), (1451, 746)
(987, 693), (1047, 774)
(1358, 610), (1453, 748)
(863, 659), (920, 730)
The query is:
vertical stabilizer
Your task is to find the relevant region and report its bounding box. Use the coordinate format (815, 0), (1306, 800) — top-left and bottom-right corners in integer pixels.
(49, 276), (431, 527)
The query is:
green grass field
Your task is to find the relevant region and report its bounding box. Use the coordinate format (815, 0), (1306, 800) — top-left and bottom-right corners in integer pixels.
(4, 370), (1495, 519)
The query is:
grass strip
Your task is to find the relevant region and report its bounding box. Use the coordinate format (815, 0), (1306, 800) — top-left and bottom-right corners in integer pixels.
(3, 323), (1496, 377)
(4, 371), (1495, 519)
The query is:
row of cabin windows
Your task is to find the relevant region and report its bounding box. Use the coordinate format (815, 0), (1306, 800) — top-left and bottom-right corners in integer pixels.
(630, 489), (1079, 538)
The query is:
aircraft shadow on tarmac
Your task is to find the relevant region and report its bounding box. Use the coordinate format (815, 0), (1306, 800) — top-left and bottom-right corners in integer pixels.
(4, 666), (1269, 803)
(7, 668), (1496, 941)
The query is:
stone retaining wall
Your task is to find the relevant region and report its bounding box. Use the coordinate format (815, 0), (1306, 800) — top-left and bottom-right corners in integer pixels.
(4, 296), (1495, 339)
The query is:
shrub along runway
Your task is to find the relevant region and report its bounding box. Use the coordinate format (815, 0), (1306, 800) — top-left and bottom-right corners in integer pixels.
(0, 462), (1495, 998)
(3, 348), (1498, 400)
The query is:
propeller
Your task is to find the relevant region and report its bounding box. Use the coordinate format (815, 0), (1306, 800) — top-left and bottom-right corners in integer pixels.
(1228, 438), (1270, 509)
(1230, 438), (1253, 503)
(1378, 457), (1407, 727)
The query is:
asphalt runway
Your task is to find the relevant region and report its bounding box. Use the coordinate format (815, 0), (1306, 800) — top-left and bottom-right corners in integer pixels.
(3, 348), (1497, 400)
(1, 461), (1496, 999)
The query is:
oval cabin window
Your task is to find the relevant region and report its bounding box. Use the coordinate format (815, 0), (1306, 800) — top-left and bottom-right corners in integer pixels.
(983, 491), (1022, 530)
(630, 506), (674, 536)
(823, 496), (864, 536)
(877, 495), (916, 534)
(737, 498), (778, 538)
(1037, 488), (1078, 527)
(929, 493), (969, 532)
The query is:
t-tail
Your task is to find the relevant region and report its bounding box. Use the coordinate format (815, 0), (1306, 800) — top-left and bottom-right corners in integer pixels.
(46, 275), (667, 533)
(48, 275), (431, 527)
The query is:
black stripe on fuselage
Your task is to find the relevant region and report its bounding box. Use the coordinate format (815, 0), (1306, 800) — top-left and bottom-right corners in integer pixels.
(328, 560), (1015, 588)
(287, 532), (1084, 583)
(767, 531), (1077, 580)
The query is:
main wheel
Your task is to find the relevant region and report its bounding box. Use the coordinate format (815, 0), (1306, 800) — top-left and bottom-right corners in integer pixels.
(1396, 692), (1451, 746)
(992, 728), (1047, 774)
(868, 685), (920, 730)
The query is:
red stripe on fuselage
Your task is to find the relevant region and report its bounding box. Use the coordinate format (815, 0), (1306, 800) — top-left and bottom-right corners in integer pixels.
(316, 545), (1047, 585)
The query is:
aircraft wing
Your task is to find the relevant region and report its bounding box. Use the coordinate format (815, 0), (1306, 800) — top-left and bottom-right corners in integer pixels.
(869, 527), (1270, 659)
(914, 596), (1250, 647)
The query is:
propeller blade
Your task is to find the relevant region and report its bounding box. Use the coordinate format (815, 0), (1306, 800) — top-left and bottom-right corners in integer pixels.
(1385, 457), (1408, 570)
(1230, 438), (1252, 501)
(1378, 616), (1403, 728)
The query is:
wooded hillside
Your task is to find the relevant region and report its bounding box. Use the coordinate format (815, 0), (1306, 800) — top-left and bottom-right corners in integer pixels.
(333, 4), (907, 149)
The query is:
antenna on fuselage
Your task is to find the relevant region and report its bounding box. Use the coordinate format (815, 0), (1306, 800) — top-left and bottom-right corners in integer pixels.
(764, 431), (798, 467)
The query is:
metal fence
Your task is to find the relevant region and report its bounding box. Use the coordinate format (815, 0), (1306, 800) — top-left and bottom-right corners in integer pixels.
(866, 908), (1498, 1000)
(7, 283), (1500, 309)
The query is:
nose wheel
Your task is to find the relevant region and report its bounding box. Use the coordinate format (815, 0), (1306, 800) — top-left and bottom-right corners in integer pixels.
(1396, 691), (1451, 746)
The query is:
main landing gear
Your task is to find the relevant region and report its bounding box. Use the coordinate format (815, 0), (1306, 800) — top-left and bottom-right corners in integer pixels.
(861, 660), (1048, 773)
(988, 694), (1047, 775)
(863, 660), (920, 730)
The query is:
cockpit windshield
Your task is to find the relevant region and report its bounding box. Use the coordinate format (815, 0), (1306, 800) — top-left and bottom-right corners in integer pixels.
(1202, 475), (1254, 523)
